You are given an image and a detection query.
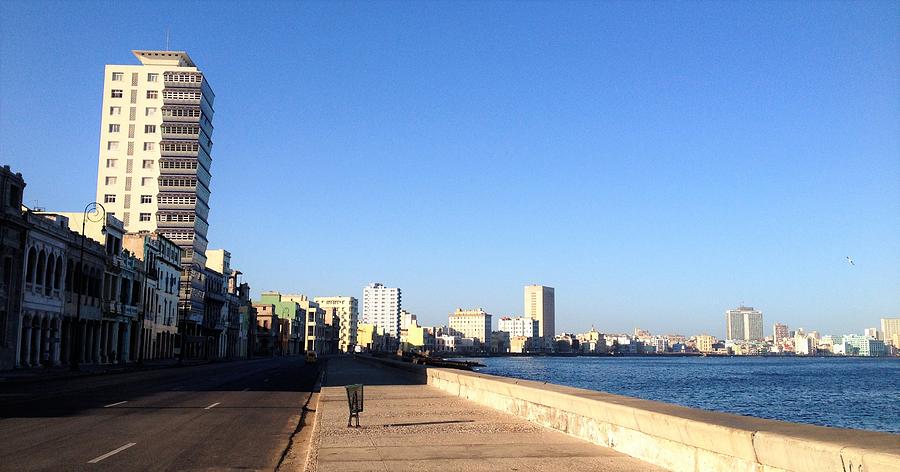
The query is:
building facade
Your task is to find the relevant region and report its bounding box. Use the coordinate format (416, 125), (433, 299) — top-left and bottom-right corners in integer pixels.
(123, 231), (181, 360)
(362, 283), (401, 342)
(498, 316), (538, 338)
(283, 295), (325, 354)
(725, 306), (764, 341)
(448, 308), (492, 348)
(772, 323), (789, 342)
(695, 334), (716, 353)
(524, 284), (554, 339)
(314, 296), (358, 353)
(880, 318), (900, 347)
(94, 50), (216, 355)
(0, 166), (27, 370)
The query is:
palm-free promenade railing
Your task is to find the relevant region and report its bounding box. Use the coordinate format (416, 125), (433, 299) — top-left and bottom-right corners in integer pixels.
(356, 355), (899, 472)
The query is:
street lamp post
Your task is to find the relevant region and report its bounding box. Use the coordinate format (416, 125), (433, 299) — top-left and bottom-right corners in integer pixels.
(71, 202), (105, 372)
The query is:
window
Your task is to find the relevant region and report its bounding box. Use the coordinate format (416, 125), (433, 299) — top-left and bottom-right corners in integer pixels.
(145, 107), (157, 116)
(106, 159), (117, 168)
(143, 142), (155, 151)
(111, 89), (123, 98)
(144, 125), (156, 133)
(105, 177), (117, 185)
(108, 124), (120, 133)
(147, 73), (158, 82)
(109, 106), (121, 116)
(146, 90), (158, 99)
(142, 177), (152, 186)
(104, 194), (116, 203)
(107, 141), (119, 151)
(142, 159), (153, 169)
(140, 195), (152, 204)
(111, 72), (124, 81)
(139, 213), (151, 222)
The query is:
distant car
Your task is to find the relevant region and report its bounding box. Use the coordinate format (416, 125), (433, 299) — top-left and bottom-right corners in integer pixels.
(305, 351), (318, 363)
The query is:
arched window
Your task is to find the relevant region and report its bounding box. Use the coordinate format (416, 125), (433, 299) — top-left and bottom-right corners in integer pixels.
(26, 247), (36, 284)
(36, 250), (46, 288)
(45, 255), (55, 294)
(65, 259), (74, 291)
(54, 255), (63, 290)
(74, 262), (82, 295)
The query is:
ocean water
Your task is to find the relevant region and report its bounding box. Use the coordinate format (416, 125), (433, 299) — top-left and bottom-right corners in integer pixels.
(461, 356), (900, 434)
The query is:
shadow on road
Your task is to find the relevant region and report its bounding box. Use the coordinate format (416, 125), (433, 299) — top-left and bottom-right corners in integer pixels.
(0, 355), (322, 418)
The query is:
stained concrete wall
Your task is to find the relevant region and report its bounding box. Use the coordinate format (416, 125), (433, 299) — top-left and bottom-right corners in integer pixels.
(356, 356), (899, 472)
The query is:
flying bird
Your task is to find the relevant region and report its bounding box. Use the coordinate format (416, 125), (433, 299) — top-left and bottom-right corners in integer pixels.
(846, 256), (855, 266)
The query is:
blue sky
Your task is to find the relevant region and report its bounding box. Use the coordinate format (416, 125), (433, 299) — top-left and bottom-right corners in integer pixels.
(2, 1), (898, 337)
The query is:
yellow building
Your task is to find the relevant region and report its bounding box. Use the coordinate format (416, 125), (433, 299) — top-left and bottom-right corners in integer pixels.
(524, 285), (555, 339)
(696, 334), (716, 353)
(357, 323), (386, 352)
(448, 308), (491, 346)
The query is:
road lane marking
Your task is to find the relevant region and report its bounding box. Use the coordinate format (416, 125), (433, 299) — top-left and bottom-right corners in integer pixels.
(87, 443), (136, 463)
(204, 402), (220, 410)
(103, 401), (127, 408)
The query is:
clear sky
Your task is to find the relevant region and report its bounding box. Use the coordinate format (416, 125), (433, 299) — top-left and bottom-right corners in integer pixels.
(2, 1), (898, 337)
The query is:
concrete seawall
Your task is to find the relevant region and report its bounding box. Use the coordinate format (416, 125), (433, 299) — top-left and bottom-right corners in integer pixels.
(355, 356), (900, 472)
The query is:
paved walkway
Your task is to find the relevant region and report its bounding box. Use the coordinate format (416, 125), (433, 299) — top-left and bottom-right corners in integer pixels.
(306, 357), (663, 472)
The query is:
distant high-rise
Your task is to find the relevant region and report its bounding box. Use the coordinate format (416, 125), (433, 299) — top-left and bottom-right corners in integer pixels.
(725, 306), (763, 341)
(524, 285), (555, 338)
(94, 50), (215, 328)
(772, 323), (789, 341)
(362, 283), (401, 339)
(881, 318), (900, 346)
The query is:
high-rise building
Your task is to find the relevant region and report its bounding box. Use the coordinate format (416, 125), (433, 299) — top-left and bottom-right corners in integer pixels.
(772, 323), (789, 341)
(863, 328), (880, 340)
(362, 283), (401, 339)
(725, 306), (763, 341)
(448, 308), (492, 346)
(880, 318), (900, 346)
(524, 284), (555, 338)
(314, 296), (358, 353)
(94, 50), (215, 334)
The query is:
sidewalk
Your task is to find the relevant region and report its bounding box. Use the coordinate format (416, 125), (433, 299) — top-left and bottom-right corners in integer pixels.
(305, 357), (664, 472)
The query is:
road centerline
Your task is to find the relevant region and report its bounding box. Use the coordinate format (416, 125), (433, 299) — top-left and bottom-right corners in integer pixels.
(204, 402), (221, 410)
(103, 401), (127, 408)
(87, 442), (136, 463)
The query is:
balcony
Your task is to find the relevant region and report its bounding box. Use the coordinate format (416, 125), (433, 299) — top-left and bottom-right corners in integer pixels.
(157, 201), (197, 211)
(161, 114), (200, 123)
(163, 96), (200, 106)
(162, 130), (199, 140)
(164, 79), (202, 89)
(104, 300), (122, 316)
(157, 219), (196, 229)
(123, 304), (139, 318)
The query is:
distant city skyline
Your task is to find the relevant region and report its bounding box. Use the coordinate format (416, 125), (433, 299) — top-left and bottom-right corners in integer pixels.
(2, 1), (898, 337)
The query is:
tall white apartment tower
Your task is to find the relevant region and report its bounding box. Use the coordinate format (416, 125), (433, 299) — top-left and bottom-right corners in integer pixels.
(524, 284), (555, 338)
(95, 50), (215, 327)
(362, 283), (401, 339)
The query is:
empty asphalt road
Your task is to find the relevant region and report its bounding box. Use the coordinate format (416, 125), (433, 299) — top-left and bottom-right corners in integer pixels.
(0, 356), (320, 471)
